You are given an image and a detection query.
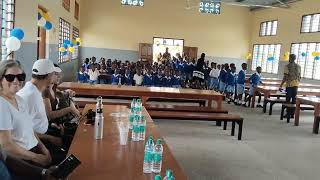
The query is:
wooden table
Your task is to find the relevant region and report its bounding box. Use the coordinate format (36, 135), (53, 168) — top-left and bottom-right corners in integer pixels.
(59, 82), (224, 110)
(256, 81), (320, 88)
(251, 86), (320, 108)
(68, 104), (187, 179)
(295, 96), (320, 134)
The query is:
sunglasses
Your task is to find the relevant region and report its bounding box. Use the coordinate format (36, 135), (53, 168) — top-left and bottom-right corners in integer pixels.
(3, 73), (26, 82)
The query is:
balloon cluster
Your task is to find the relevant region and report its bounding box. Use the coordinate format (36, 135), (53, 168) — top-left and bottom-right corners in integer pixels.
(59, 38), (82, 56)
(284, 52), (290, 61)
(38, 9), (53, 30)
(245, 53), (252, 60)
(312, 51), (320, 60)
(5, 28), (24, 52)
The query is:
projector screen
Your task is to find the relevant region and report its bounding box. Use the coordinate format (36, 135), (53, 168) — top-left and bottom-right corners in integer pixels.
(199, 0), (221, 14)
(121, 0), (144, 6)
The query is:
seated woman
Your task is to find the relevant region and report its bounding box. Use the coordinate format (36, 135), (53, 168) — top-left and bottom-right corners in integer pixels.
(0, 60), (51, 167)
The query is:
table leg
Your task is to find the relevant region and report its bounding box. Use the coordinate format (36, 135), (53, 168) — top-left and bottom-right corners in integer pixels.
(294, 100), (301, 126)
(251, 87), (256, 108)
(312, 104), (320, 134)
(216, 97), (222, 110)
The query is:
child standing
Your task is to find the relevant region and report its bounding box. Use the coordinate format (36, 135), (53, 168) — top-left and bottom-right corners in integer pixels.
(124, 69), (133, 86)
(143, 69), (154, 87)
(111, 69), (122, 85)
(236, 63), (247, 105)
(226, 66), (236, 104)
(172, 70), (182, 88)
(77, 66), (88, 83)
(245, 66), (263, 107)
(87, 64), (100, 84)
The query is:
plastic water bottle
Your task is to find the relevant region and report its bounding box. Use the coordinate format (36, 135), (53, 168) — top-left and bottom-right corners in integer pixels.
(143, 137), (154, 173)
(152, 139), (163, 173)
(154, 175), (162, 180)
(131, 99), (136, 111)
(163, 169), (174, 180)
(132, 116), (140, 141)
(139, 115), (146, 141)
(95, 97), (104, 140)
(128, 110), (134, 130)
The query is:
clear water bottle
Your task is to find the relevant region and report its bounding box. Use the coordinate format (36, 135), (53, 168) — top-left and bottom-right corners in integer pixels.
(152, 139), (163, 173)
(131, 116), (140, 141)
(143, 137), (154, 173)
(131, 99), (136, 111)
(139, 115), (146, 141)
(136, 99), (142, 112)
(128, 110), (134, 130)
(95, 97), (104, 140)
(154, 175), (162, 180)
(163, 169), (174, 180)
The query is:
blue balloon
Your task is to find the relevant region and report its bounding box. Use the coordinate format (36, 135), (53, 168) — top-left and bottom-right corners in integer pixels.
(76, 41), (81, 46)
(69, 43), (74, 47)
(301, 52), (306, 57)
(38, 13), (42, 20)
(10, 28), (24, 40)
(64, 40), (70, 45)
(62, 51), (68, 56)
(315, 56), (320, 60)
(63, 44), (68, 49)
(267, 57), (274, 61)
(44, 21), (52, 30)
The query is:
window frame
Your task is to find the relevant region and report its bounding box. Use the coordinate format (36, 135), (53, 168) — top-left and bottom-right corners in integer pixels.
(71, 26), (79, 60)
(251, 43), (282, 74)
(300, 13), (320, 34)
(259, 20), (278, 37)
(290, 42), (320, 80)
(1, 0), (16, 61)
(58, 17), (71, 64)
(74, 0), (79, 20)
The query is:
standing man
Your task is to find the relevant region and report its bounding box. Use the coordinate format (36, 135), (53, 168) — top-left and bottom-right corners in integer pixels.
(279, 54), (301, 116)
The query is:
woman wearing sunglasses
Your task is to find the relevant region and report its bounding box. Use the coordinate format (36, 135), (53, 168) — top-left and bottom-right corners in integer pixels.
(0, 60), (52, 167)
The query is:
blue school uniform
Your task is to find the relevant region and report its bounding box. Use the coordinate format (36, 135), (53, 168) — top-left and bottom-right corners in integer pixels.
(172, 75), (181, 88)
(154, 74), (163, 87)
(249, 72), (262, 95)
(124, 74), (133, 86)
(143, 74), (154, 86)
(111, 74), (121, 85)
(236, 69), (246, 95)
(162, 76), (172, 87)
(226, 71), (236, 94)
(219, 69), (227, 92)
(77, 72), (88, 83)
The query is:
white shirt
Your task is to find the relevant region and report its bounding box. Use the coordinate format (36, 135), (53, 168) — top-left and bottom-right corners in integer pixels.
(0, 96), (38, 150)
(209, 68), (220, 78)
(133, 74), (143, 86)
(87, 69), (100, 81)
(17, 82), (49, 134)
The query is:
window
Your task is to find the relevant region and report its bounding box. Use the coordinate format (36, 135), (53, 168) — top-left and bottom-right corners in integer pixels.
(1, 0), (15, 61)
(62, 0), (70, 12)
(260, 20), (278, 36)
(251, 44), (281, 74)
(74, 1), (79, 20)
(291, 42), (320, 80)
(301, 13), (320, 33)
(58, 18), (71, 63)
(72, 26), (79, 60)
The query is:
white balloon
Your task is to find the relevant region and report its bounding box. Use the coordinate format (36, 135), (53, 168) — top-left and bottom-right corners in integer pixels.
(5, 37), (21, 51)
(38, 17), (46, 27)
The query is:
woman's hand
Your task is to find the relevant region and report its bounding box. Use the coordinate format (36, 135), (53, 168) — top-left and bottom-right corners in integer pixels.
(65, 89), (76, 97)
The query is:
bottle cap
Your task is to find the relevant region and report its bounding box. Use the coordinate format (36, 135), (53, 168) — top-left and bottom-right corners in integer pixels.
(154, 175), (162, 180)
(166, 169), (173, 177)
(148, 135), (153, 140)
(156, 139), (161, 145)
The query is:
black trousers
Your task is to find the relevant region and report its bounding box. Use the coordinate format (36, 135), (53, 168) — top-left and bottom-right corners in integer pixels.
(286, 86), (298, 104)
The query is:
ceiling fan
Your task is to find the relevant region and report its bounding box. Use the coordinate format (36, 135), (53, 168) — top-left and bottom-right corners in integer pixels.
(185, 0), (289, 10)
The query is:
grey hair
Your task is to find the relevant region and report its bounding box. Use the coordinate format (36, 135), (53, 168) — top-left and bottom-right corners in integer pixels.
(0, 60), (25, 89)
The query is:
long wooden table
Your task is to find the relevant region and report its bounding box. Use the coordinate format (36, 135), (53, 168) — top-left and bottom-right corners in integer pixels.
(295, 96), (320, 134)
(68, 104), (187, 179)
(59, 82), (224, 110)
(251, 86), (320, 108)
(252, 81), (320, 88)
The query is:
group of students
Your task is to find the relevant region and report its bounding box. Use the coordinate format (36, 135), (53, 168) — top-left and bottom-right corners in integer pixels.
(0, 59), (80, 179)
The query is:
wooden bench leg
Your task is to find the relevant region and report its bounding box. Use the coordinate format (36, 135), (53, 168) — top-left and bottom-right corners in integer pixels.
(231, 121), (235, 136)
(280, 105), (285, 120)
(263, 100), (268, 113)
(237, 119), (243, 140)
(269, 102), (274, 115)
(223, 121), (227, 130)
(216, 121), (222, 126)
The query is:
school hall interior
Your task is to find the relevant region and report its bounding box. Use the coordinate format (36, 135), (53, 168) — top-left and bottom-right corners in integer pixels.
(1, 0), (320, 179)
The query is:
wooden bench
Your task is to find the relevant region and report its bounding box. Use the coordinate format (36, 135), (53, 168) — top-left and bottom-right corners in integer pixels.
(148, 111), (244, 140)
(263, 98), (286, 115)
(145, 104), (228, 114)
(280, 103), (314, 123)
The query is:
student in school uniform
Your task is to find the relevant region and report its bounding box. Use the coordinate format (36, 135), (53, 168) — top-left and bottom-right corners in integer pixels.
(82, 58), (90, 72)
(209, 63), (220, 90)
(87, 64), (100, 84)
(77, 66), (88, 83)
(226, 66), (237, 104)
(203, 63), (212, 89)
(124, 69), (133, 86)
(244, 66), (263, 107)
(162, 70), (172, 87)
(172, 70), (182, 88)
(236, 63), (247, 105)
(143, 69), (154, 87)
(133, 69), (143, 86)
(154, 69), (163, 87)
(111, 69), (122, 85)
(218, 64), (227, 93)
